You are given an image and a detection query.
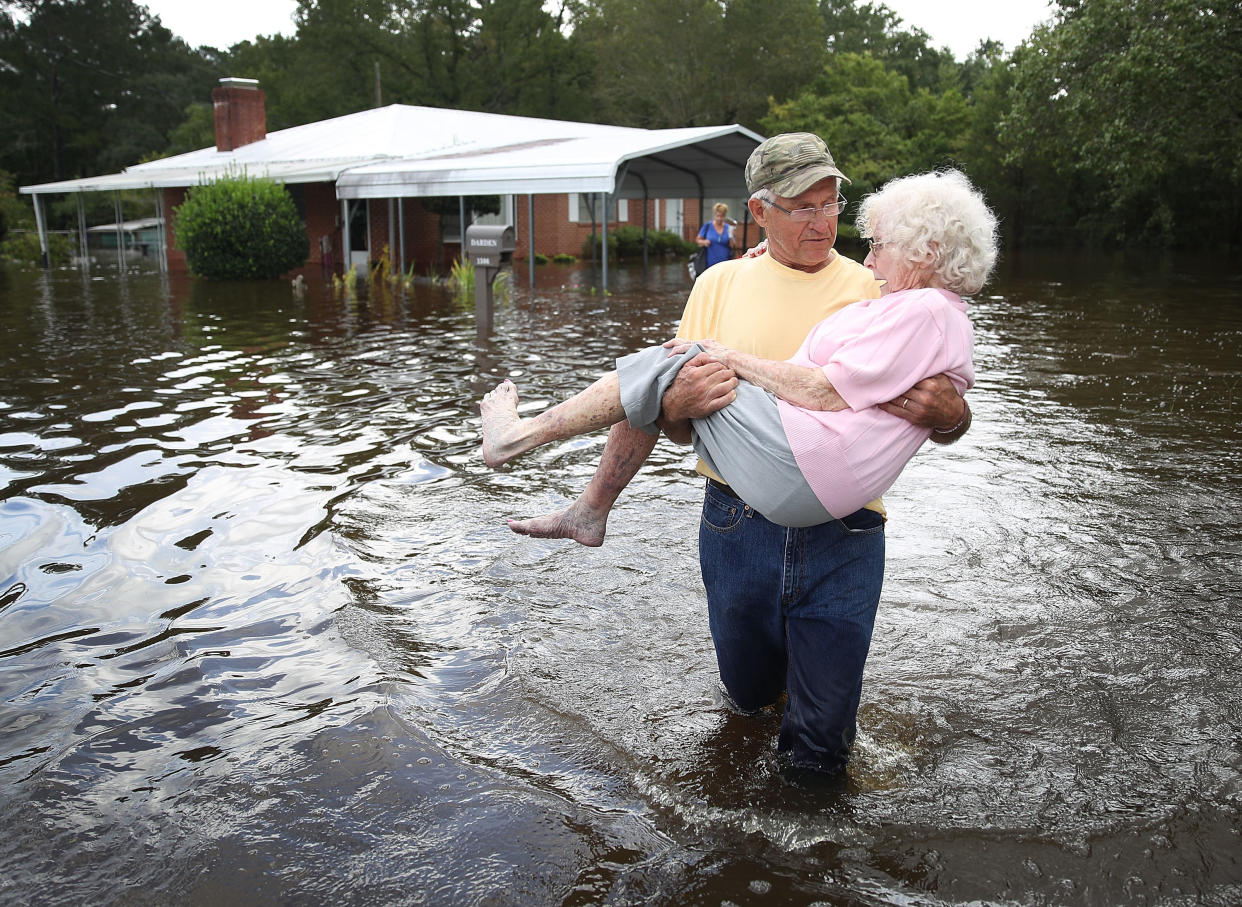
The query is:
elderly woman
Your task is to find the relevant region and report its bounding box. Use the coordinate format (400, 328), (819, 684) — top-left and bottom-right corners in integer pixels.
(480, 169), (998, 531)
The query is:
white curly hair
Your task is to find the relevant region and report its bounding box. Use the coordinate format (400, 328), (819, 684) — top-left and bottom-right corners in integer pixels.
(856, 170), (999, 296)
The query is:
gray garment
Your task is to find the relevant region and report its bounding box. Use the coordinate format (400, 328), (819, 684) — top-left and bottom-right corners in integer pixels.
(616, 344), (832, 527)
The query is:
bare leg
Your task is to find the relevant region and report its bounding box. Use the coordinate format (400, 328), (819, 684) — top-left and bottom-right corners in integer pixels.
(480, 374), (625, 468)
(507, 421), (658, 547)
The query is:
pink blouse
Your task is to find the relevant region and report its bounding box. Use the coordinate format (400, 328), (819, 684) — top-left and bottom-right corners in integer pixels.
(776, 287), (975, 518)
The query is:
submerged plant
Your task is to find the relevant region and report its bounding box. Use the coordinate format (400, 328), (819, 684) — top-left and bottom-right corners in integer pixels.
(448, 258), (475, 301)
(332, 263), (358, 299)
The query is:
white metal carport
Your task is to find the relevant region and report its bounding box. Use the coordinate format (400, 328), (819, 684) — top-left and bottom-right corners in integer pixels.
(335, 123), (764, 289)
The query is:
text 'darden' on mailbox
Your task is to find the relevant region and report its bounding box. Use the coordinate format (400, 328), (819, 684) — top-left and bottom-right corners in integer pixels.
(464, 225), (515, 268)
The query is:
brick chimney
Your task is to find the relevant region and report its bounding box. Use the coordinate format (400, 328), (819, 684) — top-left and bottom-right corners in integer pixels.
(212, 77), (267, 152)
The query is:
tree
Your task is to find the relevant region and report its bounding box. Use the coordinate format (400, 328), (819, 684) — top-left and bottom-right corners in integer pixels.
(472, 0), (595, 119)
(819, 0), (955, 92)
(761, 52), (970, 206)
(1003, 0), (1242, 245)
(571, 0), (825, 130)
(0, 0), (217, 187)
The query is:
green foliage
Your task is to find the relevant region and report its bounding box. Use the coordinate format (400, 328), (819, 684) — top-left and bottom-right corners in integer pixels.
(1002, 0), (1242, 245)
(582, 225), (695, 259)
(0, 170), (26, 241)
(1, 231), (72, 266)
(333, 262), (360, 297)
(762, 52), (971, 208)
(174, 175), (309, 279)
(162, 103), (218, 157)
(820, 0), (956, 92)
(448, 258), (476, 300)
(551, 253), (575, 264)
(226, 0), (596, 128)
(0, 0), (219, 188)
(573, 0), (825, 129)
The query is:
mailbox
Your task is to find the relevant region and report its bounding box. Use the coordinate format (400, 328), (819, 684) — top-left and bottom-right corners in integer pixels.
(464, 224), (515, 269)
(464, 224), (515, 336)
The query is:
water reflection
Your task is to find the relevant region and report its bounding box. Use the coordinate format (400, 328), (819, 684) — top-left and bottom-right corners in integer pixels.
(1, 253), (1240, 904)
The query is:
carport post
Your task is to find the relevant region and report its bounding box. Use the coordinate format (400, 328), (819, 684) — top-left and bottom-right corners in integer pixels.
(387, 199), (395, 270)
(600, 193), (608, 295)
(76, 193), (89, 270)
(113, 193), (127, 274)
(527, 194), (535, 288)
(31, 193), (49, 268)
(341, 199), (351, 272)
(398, 198), (406, 278)
(154, 189), (168, 274)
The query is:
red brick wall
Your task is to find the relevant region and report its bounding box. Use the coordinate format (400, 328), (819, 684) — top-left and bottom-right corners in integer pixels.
(301, 183), (338, 269)
(162, 187), (188, 272)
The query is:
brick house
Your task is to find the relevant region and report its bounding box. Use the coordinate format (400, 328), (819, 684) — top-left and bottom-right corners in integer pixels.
(22, 78), (764, 278)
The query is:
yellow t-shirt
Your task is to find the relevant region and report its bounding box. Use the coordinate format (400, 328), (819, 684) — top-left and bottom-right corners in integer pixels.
(676, 250), (887, 513)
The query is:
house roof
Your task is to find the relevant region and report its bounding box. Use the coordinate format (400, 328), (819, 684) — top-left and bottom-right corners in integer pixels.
(21, 105), (764, 200)
(86, 217), (164, 233)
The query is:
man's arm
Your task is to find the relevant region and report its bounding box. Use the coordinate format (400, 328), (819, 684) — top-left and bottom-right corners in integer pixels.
(878, 374), (971, 444)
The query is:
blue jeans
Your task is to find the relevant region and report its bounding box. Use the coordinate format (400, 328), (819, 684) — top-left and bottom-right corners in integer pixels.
(699, 480), (885, 773)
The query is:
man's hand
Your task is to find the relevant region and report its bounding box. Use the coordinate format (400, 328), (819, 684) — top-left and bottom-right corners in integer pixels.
(660, 353), (738, 422)
(878, 373), (970, 444)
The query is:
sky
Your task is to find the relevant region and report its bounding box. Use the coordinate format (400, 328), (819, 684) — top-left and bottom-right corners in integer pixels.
(142, 0), (1055, 61)
(880, 0), (1055, 58)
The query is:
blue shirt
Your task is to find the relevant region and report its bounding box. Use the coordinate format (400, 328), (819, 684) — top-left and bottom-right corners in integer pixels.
(698, 221), (733, 269)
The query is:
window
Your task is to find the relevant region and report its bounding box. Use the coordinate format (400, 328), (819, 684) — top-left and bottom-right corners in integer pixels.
(569, 193), (628, 224)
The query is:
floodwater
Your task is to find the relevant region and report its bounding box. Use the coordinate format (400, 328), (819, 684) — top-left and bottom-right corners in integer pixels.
(1, 250), (1240, 906)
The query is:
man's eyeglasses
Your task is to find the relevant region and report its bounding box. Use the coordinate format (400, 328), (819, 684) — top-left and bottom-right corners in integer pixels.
(765, 196), (848, 222)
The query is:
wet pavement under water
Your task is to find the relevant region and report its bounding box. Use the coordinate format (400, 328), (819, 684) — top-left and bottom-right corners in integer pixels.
(0, 250), (1240, 905)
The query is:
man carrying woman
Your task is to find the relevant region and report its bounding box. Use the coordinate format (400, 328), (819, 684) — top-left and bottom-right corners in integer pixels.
(482, 134), (993, 776)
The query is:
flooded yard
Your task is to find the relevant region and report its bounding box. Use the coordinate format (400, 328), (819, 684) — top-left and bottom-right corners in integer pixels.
(1, 252), (1240, 905)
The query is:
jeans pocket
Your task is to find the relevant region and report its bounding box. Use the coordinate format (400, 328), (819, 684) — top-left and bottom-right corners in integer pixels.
(835, 507), (885, 536)
(701, 486), (745, 534)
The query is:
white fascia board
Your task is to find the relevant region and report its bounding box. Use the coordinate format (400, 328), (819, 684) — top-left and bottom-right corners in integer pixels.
(339, 174), (617, 199)
(21, 160), (367, 195)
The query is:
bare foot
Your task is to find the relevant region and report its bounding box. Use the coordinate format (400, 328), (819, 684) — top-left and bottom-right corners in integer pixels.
(479, 379), (527, 467)
(506, 497), (609, 547)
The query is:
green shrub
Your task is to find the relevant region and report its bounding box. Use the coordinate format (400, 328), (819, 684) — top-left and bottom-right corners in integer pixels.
(552, 253), (576, 264)
(0, 170), (33, 244)
(174, 175), (308, 279)
(0, 230), (72, 266)
(582, 225), (695, 260)
(533, 252), (550, 264)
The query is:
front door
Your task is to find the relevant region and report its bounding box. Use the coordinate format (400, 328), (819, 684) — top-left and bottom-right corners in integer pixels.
(348, 199), (370, 271)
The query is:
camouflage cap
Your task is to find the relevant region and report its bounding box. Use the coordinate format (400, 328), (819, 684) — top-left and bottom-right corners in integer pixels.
(745, 132), (850, 196)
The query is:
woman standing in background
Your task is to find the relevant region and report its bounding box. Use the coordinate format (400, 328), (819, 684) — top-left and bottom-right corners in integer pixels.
(695, 203), (737, 272)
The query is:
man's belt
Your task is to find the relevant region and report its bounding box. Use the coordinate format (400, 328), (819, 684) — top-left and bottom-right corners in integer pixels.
(706, 477), (740, 499)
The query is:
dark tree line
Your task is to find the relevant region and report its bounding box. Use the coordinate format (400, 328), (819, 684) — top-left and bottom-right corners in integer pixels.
(2, 0), (1239, 248)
